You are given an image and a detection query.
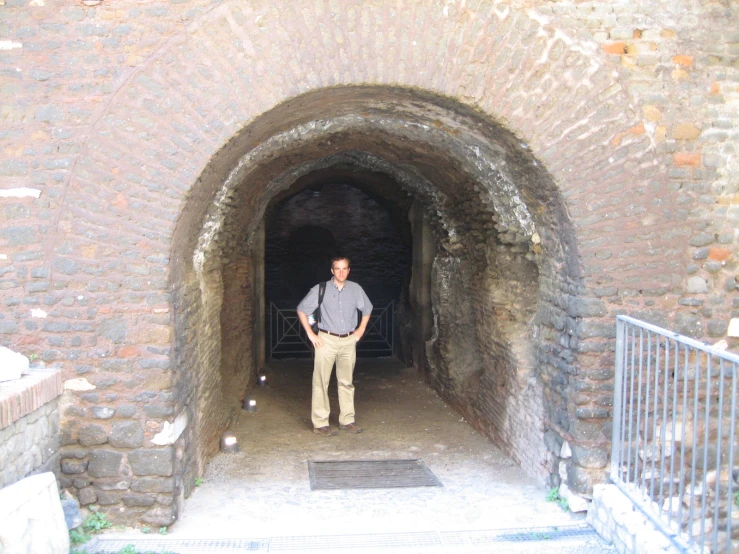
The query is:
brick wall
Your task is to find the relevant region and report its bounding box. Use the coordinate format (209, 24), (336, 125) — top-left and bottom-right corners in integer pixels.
(0, 0), (736, 525)
(0, 368), (63, 488)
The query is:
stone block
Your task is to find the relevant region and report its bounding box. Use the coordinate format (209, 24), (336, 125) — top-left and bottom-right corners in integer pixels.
(706, 319), (727, 337)
(78, 424), (108, 446)
(674, 313), (701, 337)
(91, 406), (116, 419)
(571, 445), (609, 469)
(98, 318), (127, 343)
(128, 447), (174, 477)
(144, 404), (174, 418)
(109, 421), (145, 448)
(96, 489), (122, 506)
(567, 297), (607, 317)
(130, 477), (175, 493)
(78, 486), (97, 505)
(0, 472), (69, 553)
(122, 493), (156, 507)
(566, 463), (592, 494)
(575, 407), (609, 419)
(61, 459), (88, 474)
(87, 450), (123, 478)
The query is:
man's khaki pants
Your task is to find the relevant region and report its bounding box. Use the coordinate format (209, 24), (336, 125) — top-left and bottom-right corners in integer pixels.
(312, 332), (358, 428)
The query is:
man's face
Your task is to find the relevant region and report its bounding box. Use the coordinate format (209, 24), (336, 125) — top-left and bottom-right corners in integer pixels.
(331, 259), (350, 283)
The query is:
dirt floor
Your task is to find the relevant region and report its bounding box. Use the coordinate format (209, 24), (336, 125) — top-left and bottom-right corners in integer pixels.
(167, 357), (582, 538)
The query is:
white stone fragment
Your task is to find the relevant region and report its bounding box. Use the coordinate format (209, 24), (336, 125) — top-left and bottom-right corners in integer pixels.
(712, 339), (728, 351)
(63, 378), (96, 391)
(559, 483), (589, 512)
(173, 410), (188, 442)
(728, 318), (739, 337)
(0, 41), (23, 50)
(0, 187), (41, 198)
(531, 232), (541, 244)
(0, 347), (29, 382)
(152, 421), (174, 446)
(560, 440), (572, 458)
(31, 309), (47, 319)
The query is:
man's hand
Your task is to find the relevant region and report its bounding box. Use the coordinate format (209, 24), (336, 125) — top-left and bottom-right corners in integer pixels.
(297, 310), (324, 349)
(352, 314), (371, 342)
(308, 332), (324, 349)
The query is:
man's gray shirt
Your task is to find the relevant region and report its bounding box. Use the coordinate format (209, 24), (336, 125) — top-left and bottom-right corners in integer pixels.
(297, 279), (373, 335)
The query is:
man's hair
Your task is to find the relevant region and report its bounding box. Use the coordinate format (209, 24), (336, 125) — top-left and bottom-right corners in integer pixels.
(330, 256), (351, 268)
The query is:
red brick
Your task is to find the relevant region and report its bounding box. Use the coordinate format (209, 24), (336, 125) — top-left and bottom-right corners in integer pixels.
(673, 153), (701, 167)
(708, 248), (730, 261)
(119, 346), (140, 357)
(603, 42), (626, 55)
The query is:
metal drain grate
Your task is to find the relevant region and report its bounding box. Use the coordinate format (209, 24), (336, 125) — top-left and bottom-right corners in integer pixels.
(270, 531), (444, 551)
(88, 524), (613, 553)
(440, 524), (600, 545)
(308, 459), (442, 490)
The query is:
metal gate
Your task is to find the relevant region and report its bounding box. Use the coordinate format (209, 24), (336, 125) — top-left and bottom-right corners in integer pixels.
(269, 301), (395, 359)
(611, 315), (738, 553)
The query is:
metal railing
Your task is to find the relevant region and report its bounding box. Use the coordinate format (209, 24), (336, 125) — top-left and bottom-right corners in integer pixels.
(611, 315), (739, 553)
(268, 301), (395, 359)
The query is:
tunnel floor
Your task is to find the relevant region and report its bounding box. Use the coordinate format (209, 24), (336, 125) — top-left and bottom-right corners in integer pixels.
(171, 357), (581, 537)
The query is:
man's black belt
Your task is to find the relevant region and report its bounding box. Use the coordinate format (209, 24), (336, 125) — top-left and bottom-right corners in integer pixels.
(319, 330), (353, 338)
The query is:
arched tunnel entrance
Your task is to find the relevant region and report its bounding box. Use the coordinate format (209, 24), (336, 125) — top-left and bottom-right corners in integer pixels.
(171, 86), (581, 508)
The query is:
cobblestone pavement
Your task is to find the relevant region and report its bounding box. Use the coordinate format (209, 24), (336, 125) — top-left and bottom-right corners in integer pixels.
(88, 358), (615, 553)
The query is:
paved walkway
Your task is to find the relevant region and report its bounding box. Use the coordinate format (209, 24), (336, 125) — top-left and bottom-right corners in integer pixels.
(87, 358), (614, 553)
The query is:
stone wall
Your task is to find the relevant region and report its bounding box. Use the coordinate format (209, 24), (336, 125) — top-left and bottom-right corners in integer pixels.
(0, 368), (63, 488)
(0, 0), (736, 525)
(588, 484), (682, 554)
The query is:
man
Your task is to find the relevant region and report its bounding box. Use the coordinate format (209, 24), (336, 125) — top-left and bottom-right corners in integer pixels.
(297, 256), (373, 437)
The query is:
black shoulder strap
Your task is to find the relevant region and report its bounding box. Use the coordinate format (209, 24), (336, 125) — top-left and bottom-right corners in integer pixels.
(316, 282), (327, 324)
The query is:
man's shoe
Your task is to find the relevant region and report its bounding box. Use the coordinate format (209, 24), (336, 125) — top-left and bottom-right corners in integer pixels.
(340, 422), (363, 434)
(313, 426), (337, 437)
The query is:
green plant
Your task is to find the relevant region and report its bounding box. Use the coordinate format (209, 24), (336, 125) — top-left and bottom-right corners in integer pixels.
(69, 528), (91, 545)
(118, 546), (138, 554)
(27, 353), (39, 361)
(195, 477), (203, 486)
(82, 509), (112, 533)
(734, 491), (739, 507)
(69, 508), (112, 547)
(159, 526), (168, 535)
(546, 487), (570, 512)
(141, 525), (151, 534)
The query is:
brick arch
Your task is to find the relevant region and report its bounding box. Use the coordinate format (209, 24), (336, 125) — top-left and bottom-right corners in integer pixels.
(51, 1), (674, 526)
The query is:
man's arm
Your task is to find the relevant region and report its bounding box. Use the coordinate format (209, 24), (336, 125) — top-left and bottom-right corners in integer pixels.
(352, 314), (371, 341)
(297, 309), (324, 348)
